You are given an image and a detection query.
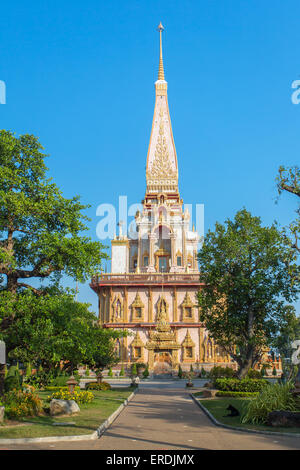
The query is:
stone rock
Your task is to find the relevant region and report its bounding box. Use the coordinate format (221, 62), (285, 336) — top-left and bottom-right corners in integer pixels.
(203, 382), (213, 389)
(0, 406), (4, 423)
(267, 410), (300, 427)
(50, 399), (80, 416)
(202, 389), (218, 398)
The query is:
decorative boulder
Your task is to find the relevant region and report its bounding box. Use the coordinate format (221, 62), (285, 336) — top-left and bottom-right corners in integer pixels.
(50, 399), (80, 416)
(0, 406), (4, 423)
(267, 411), (300, 427)
(202, 389), (219, 398)
(203, 382), (213, 389)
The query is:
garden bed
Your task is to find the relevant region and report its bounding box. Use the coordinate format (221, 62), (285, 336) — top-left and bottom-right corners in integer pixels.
(0, 387), (134, 439)
(197, 396), (300, 435)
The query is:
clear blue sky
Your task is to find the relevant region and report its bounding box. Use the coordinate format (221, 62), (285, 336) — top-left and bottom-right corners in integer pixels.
(0, 0), (299, 313)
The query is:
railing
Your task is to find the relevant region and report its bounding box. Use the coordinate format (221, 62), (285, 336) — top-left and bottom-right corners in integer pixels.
(91, 273), (201, 285)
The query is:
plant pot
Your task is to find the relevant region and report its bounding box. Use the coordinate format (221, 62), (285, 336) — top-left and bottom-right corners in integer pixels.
(186, 382), (194, 388)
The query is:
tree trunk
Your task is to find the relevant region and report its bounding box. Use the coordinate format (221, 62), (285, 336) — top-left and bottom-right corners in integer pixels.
(236, 359), (253, 379)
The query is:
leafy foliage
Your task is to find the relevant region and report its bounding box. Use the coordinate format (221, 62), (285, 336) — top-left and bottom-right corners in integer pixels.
(1, 288), (125, 372)
(0, 130), (107, 300)
(3, 389), (43, 418)
(242, 382), (297, 424)
(85, 381), (111, 391)
(216, 391), (259, 398)
(48, 389), (94, 404)
(198, 209), (299, 378)
(214, 378), (268, 393)
(208, 366), (236, 379)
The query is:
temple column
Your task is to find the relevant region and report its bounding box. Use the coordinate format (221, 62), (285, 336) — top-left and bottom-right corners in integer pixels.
(124, 287), (128, 322)
(172, 287), (177, 322)
(109, 287), (113, 322)
(148, 287), (153, 322)
(148, 233), (156, 272)
(148, 350), (154, 371)
(169, 233), (177, 272)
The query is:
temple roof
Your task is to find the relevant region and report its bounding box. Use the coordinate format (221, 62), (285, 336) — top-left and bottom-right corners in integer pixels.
(146, 24), (179, 196)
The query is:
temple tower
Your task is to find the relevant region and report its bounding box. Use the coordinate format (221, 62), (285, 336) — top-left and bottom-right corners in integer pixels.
(90, 24), (234, 375)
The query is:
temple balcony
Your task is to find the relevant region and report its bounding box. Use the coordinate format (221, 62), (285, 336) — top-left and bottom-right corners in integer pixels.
(90, 272), (202, 290)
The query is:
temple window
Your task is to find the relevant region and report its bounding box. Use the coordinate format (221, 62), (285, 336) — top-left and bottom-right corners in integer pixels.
(143, 256), (149, 267)
(131, 293), (145, 322)
(177, 256), (182, 266)
(135, 307), (142, 318)
(181, 293), (194, 322)
(186, 347), (193, 358)
(134, 347), (142, 358)
(185, 307), (192, 318)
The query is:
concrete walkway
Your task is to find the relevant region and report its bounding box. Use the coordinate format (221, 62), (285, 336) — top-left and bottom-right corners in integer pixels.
(1, 383), (300, 450)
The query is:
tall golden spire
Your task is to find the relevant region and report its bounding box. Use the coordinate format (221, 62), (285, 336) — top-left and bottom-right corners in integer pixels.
(157, 22), (165, 81)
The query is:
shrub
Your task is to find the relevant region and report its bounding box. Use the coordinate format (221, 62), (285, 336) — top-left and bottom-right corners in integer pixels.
(200, 367), (206, 378)
(216, 391), (259, 398)
(24, 370), (52, 388)
(261, 366), (267, 377)
(209, 366), (235, 379)
(242, 382), (297, 424)
(272, 367), (277, 377)
(3, 389), (43, 418)
(119, 366), (125, 377)
(86, 381), (111, 391)
(143, 365), (149, 379)
(246, 368), (262, 379)
(44, 386), (80, 392)
(214, 378), (268, 393)
(49, 389), (94, 404)
(4, 366), (22, 393)
(108, 367), (113, 377)
(131, 364), (137, 377)
(25, 363), (32, 378)
(49, 373), (69, 387)
(178, 365), (183, 379)
(85, 367), (90, 377)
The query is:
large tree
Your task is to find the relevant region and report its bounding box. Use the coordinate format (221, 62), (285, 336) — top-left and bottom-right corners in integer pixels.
(198, 209), (299, 378)
(0, 130), (107, 330)
(277, 165), (300, 280)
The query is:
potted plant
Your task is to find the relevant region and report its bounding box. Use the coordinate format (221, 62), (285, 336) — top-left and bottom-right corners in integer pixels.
(186, 371), (194, 388)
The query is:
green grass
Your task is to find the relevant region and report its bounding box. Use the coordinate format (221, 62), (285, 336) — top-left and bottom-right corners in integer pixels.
(198, 396), (300, 434)
(0, 387), (134, 439)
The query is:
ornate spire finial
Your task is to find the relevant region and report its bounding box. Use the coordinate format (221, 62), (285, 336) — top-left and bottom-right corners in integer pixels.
(157, 22), (165, 81)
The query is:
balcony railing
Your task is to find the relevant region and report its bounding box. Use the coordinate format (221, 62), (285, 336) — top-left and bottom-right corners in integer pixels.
(90, 272), (202, 286)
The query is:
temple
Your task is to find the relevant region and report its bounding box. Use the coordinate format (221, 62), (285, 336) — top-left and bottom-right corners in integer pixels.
(90, 24), (281, 375)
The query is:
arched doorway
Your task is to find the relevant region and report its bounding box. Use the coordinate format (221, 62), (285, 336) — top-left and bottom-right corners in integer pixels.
(153, 351), (172, 375)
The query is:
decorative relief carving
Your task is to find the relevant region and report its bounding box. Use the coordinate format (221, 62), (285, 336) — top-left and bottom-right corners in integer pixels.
(131, 292), (145, 322)
(130, 332), (145, 362)
(182, 330), (195, 361)
(149, 118), (177, 179)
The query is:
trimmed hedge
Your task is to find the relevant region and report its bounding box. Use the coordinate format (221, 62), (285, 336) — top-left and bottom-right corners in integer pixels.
(44, 386), (80, 392)
(216, 391), (259, 398)
(214, 378), (268, 393)
(85, 381), (111, 391)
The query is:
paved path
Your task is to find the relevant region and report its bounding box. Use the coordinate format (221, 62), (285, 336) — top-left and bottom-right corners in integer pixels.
(1, 384), (300, 450)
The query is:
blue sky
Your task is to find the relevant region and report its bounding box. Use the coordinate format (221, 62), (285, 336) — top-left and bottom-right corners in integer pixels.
(0, 0), (299, 313)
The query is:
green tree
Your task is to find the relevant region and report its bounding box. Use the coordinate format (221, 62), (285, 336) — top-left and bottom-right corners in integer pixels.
(198, 209), (299, 379)
(277, 166), (300, 280)
(0, 130), (107, 330)
(1, 287), (124, 372)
